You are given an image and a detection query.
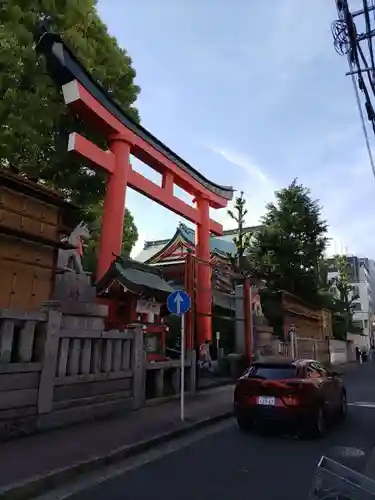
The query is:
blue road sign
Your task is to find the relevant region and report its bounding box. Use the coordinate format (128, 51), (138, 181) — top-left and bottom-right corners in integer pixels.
(167, 290), (191, 316)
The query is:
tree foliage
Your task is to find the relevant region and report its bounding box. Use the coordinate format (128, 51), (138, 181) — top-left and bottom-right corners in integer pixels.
(81, 202), (138, 278)
(245, 180), (328, 338)
(328, 254), (360, 331)
(247, 179), (328, 302)
(227, 191), (253, 273)
(0, 0), (140, 209)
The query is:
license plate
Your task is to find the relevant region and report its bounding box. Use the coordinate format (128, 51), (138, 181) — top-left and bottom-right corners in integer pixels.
(257, 396), (275, 406)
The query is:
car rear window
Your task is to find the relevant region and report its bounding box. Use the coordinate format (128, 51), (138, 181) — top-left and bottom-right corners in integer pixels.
(248, 365), (297, 380)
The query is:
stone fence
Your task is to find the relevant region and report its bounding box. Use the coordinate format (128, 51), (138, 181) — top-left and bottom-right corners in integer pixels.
(272, 336), (355, 366)
(0, 302), (195, 440)
(266, 337), (330, 365)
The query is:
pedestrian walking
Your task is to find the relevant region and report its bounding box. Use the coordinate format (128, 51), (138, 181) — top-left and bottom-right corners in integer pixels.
(355, 346), (360, 361)
(355, 346), (362, 364)
(199, 340), (213, 372)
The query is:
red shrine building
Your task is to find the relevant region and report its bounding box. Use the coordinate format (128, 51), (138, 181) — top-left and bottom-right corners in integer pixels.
(136, 222), (260, 270)
(135, 222), (261, 319)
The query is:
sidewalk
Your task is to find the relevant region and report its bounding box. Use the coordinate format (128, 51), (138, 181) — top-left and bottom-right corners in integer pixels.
(0, 385), (234, 495)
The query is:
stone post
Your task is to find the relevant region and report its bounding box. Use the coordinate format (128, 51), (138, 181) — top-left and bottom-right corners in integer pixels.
(131, 325), (146, 409)
(187, 349), (197, 393)
(37, 305), (63, 414)
(235, 285), (245, 354)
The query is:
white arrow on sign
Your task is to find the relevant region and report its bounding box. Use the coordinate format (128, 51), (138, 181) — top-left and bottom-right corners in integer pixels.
(174, 292), (183, 315)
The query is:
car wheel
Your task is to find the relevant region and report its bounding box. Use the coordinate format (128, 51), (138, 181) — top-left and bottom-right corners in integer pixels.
(339, 391), (348, 420)
(307, 406), (326, 438)
(236, 413), (253, 433)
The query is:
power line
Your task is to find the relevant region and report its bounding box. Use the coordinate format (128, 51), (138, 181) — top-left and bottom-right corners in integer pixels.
(332, 0), (375, 183)
(349, 59), (375, 179)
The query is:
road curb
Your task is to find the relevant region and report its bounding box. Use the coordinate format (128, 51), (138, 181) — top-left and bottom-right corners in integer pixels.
(0, 410), (233, 500)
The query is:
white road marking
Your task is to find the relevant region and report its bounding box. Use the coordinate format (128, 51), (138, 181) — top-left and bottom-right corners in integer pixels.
(348, 402), (375, 408)
(330, 446), (365, 458)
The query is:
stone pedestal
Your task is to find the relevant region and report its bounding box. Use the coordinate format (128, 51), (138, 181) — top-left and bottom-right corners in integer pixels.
(41, 300), (108, 332)
(53, 272), (96, 303)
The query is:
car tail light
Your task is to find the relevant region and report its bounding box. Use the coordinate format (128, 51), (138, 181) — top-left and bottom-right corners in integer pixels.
(235, 391), (257, 405)
(282, 395), (300, 407)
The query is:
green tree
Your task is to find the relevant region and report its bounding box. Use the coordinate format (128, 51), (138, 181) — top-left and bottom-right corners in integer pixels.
(317, 257), (330, 290)
(0, 0), (140, 208)
(227, 191), (253, 272)
(248, 179), (328, 300)
(247, 180), (328, 338)
(81, 202), (138, 278)
(329, 254), (360, 332)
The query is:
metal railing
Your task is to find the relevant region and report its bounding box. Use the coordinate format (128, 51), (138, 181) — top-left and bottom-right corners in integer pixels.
(309, 456), (375, 500)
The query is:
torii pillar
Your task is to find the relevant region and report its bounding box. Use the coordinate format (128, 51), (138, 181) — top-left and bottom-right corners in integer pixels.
(97, 135), (131, 279)
(195, 196), (212, 345)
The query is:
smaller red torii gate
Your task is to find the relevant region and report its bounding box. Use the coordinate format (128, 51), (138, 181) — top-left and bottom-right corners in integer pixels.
(36, 27), (234, 345)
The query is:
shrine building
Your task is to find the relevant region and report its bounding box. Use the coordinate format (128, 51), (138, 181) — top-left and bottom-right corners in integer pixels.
(135, 222), (261, 307)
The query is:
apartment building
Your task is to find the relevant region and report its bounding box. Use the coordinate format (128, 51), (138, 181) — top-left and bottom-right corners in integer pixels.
(327, 256), (373, 341)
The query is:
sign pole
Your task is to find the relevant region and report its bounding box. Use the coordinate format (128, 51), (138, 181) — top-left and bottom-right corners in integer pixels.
(180, 313), (185, 422)
(290, 325), (296, 358)
(167, 290), (191, 424)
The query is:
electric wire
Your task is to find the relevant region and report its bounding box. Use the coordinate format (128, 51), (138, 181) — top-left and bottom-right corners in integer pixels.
(332, 0), (375, 183)
(363, 0), (375, 88)
(349, 60), (375, 181)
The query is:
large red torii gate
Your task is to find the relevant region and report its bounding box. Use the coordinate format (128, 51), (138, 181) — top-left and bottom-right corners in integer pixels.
(36, 27), (234, 345)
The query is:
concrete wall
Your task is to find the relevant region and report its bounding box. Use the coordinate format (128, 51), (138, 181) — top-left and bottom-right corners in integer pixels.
(328, 339), (348, 365)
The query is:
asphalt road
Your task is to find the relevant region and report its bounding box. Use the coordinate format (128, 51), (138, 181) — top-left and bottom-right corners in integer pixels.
(64, 362), (375, 500)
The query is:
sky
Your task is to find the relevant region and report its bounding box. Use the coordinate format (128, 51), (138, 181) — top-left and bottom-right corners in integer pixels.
(97, 0), (375, 260)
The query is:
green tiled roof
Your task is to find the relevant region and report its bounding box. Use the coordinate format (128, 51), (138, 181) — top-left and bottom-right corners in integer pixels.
(135, 222), (262, 263)
(96, 257), (175, 300)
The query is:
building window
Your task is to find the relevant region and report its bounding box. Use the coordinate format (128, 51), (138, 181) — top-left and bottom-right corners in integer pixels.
(352, 302), (362, 311)
(364, 320), (368, 329)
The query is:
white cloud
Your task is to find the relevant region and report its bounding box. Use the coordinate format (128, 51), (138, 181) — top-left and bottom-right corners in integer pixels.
(208, 144), (362, 260)
(305, 148), (375, 258)
(98, 0), (375, 260)
(209, 146), (269, 184)
(208, 145), (277, 229)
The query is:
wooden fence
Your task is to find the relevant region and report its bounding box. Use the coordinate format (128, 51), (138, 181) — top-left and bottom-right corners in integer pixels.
(0, 303), (195, 440)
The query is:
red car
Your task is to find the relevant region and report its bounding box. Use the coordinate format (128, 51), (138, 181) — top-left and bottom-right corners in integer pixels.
(234, 358), (347, 437)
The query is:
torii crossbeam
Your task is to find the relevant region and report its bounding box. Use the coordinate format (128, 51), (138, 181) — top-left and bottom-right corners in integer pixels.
(35, 28), (234, 344)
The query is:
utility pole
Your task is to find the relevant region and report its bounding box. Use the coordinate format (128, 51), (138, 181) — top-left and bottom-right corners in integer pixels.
(331, 0), (375, 181)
